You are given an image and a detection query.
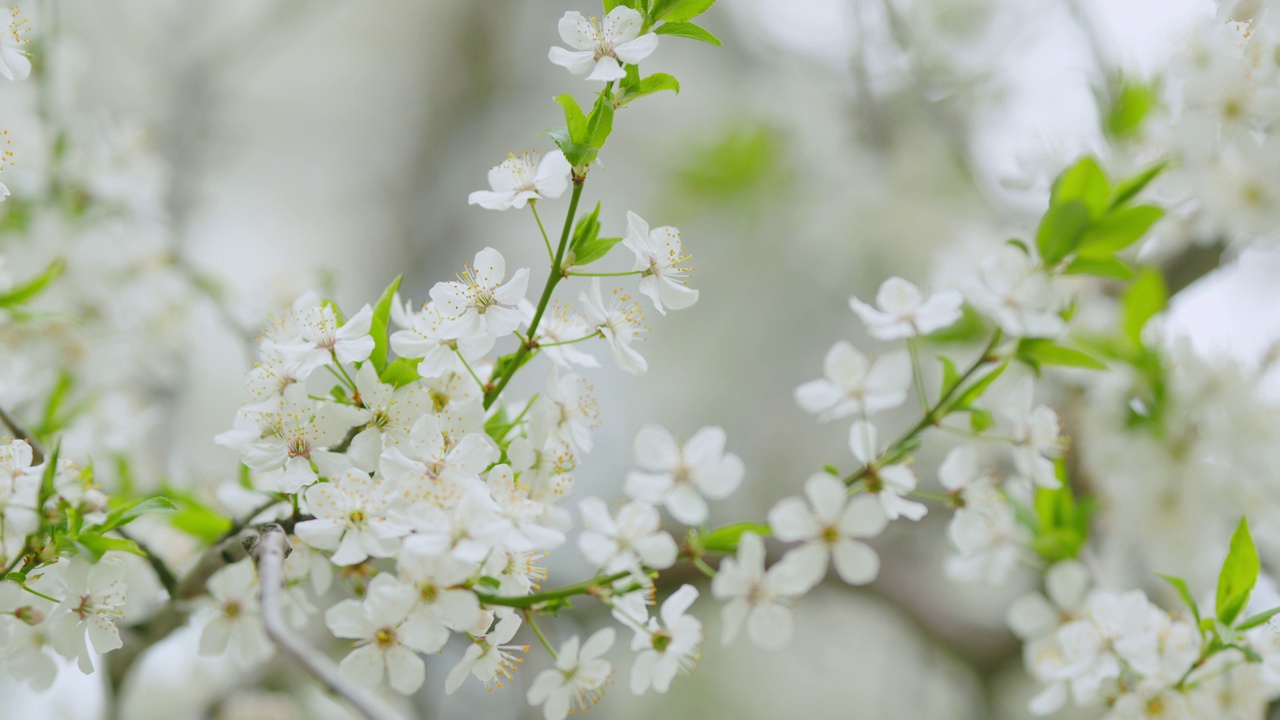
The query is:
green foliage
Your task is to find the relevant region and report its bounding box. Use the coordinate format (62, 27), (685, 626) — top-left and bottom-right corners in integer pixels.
(379, 357), (420, 387)
(651, 0), (717, 22)
(676, 124), (784, 202)
(1063, 256), (1134, 280)
(0, 258), (66, 308)
(1029, 461), (1094, 562)
(565, 202), (622, 268)
(939, 360), (1008, 416)
(160, 487), (234, 544)
(549, 86), (619, 170)
(1237, 606), (1280, 631)
(1122, 267), (1167, 348)
(98, 497), (178, 534)
(1035, 158), (1166, 269)
(923, 305), (986, 343)
(1106, 81), (1158, 140)
(368, 275), (403, 373)
(617, 66), (680, 106)
(1158, 573), (1201, 624)
(1017, 338), (1108, 372)
(699, 521), (771, 554)
(654, 21), (721, 45)
(1216, 518), (1259, 626)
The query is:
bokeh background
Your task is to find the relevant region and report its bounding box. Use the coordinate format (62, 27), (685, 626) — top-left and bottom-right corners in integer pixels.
(3, 0), (1278, 718)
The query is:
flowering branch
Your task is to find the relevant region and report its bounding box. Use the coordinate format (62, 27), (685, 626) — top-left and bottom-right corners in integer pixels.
(0, 403), (44, 464)
(246, 524), (406, 720)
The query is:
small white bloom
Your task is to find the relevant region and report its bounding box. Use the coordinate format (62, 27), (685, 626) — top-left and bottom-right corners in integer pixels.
(46, 556), (127, 674)
(395, 543), (482, 654)
(965, 245), (1065, 338)
(469, 150), (572, 210)
(624, 425), (744, 525)
(578, 497), (678, 578)
(580, 278), (647, 375)
(0, 8), (31, 82)
(198, 558), (273, 666)
(795, 343), (910, 421)
(1007, 560), (1090, 641)
(849, 277), (963, 339)
(549, 7), (658, 82)
(344, 364), (431, 472)
(446, 614), (527, 694)
(848, 420), (926, 521)
(623, 211), (698, 315)
(526, 628), (616, 720)
(294, 468), (408, 566)
(711, 532), (812, 650)
(768, 473), (887, 589)
(431, 247), (530, 341)
(0, 579), (57, 689)
(390, 301), (494, 379)
(279, 301), (376, 381)
(234, 385), (364, 494)
(324, 573), (431, 695)
(525, 300), (601, 370)
(534, 367), (599, 454)
(993, 375), (1063, 489)
(378, 415), (499, 505)
(622, 584), (703, 695)
(478, 464), (567, 552)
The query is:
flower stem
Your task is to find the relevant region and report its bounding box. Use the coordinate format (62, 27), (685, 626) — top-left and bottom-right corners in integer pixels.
(531, 202), (554, 263)
(483, 180), (585, 409)
(907, 338), (929, 414)
(473, 568), (629, 609)
(525, 611), (558, 660)
(537, 333), (600, 348)
(568, 270), (643, 278)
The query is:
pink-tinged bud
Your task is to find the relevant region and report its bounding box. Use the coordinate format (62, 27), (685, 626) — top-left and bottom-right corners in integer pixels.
(14, 605), (44, 625)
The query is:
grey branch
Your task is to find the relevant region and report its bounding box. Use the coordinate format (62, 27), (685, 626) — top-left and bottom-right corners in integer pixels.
(246, 524), (407, 720)
(0, 404), (44, 465)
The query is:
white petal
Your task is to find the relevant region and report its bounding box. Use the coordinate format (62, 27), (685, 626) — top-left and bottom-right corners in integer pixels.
(831, 539), (879, 585)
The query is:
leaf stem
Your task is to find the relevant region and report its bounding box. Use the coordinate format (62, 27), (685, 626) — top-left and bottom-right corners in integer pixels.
(473, 568), (629, 609)
(531, 202), (554, 263)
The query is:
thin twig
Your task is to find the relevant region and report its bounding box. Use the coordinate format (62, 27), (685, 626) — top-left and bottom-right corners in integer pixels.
(115, 528), (179, 599)
(246, 524), (405, 720)
(0, 404), (45, 464)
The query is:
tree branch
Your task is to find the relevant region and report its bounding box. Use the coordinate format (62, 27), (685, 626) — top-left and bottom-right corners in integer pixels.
(245, 524), (405, 720)
(0, 404), (45, 464)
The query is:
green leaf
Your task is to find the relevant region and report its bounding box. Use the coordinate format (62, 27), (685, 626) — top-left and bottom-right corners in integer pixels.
(1111, 162), (1167, 208)
(923, 305), (985, 344)
(1077, 205), (1164, 258)
(1216, 518), (1260, 625)
(1106, 82), (1157, 140)
(604, 0), (641, 11)
(938, 356), (961, 397)
(1122, 267), (1167, 347)
(1017, 339), (1108, 371)
(98, 497), (178, 534)
(651, 0), (717, 22)
(654, 21), (722, 45)
(1030, 464), (1091, 562)
(701, 521), (771, 554)
(1157, 573), (1201, 624)
(1237, 606), (1280, 631)
(475, 575), (502, 590)
(1036, 200), (1091, 264)
(0, 258), (66, 308)
(1063, 256), (1135, 280)
(618, 72), (681, 106)
(368, 275), (403, 373)
(968, 408), (995, 433)
(941, 360), (1008, 415)
(484, 404), (511, 446)
(1050, 157), (1111, 217)
(379, 357), (420, 387)
(587, 87), (615, 148)
(490, 351), (534, 389)
(555, 94), (589, 143)
(76, 534), (145, 562)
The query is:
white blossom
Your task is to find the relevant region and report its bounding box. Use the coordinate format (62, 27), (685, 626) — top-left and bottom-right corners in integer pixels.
(431, 247), (530, 341)
(446, 614), (527, 694)
(577, 497), (678, 578)
(848, 420), (926, 521)
(622, 211), (698, 315)
(468, 150), (572, 210)
(278, 301), (376, 381)
(197, 558), (273, 666)
(526, 628), (616, 720)
(46, 556), (127, 674)
(711, 532), (812, 650)
(794, 343), (910, 421)
(624, 425), (744, 525)
(0, 8), (31, 82)
(294, 468), (407, 566)
(768, 473), (887, 588)
(549, 7), (658, 82)
(621, 584), (703, 695)
(849, 277), (963, 340)
(580, 278), (647, 375)
(324, 573), (432, 695)
(965, 245), (1065, 338)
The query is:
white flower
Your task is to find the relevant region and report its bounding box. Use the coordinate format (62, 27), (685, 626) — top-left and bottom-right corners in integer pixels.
(431, 247), (530, 341)
(548, 8), (658, 82)
(768, 473), (887, 589)
(478, 464), (567, 552)
(294, 468), (407, 566)
(1, 439), (40, 554)
(624, 425), (744, 525)
(577, 497), (678, 577)
(965, 245), (1065, 338)
(344, 364), (431, 472)
(848, 420), (926, 521)
(526, 628), (616, 720)
(622, 211), (698, 315)
(324, 573), (432, 695)
(580, 278), (647, 375)
(468, 150), (572, 210)
(710, 532), (811, 650)
(533, 367), (598, 453)
(794, 343), (910, 421)
(0, 9), (31, 82)
(279, 301), (376, 381)
(378, 415), (499, 505)
(234, 385), (364, 494)
(46, 556), (127, 673)
(624, 584), (703, 695)
(849, 277), (963, 340)
(394, 544), (481, 654)
(198, 558), (273, 666)
(526, 301), (601, 370)
(1007, 560), (1090, 641)
(994, 375), (1063, 489)
(944, 483), (1023, 585)
(446, 614), (527, 694)
(0, 579), (57, 689)
(390, 300), (494, 379)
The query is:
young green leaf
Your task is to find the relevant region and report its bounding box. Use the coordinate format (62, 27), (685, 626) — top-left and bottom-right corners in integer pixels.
(0, 258), (66, 308)
(1216, 517), (1260, 626)
(1036, 201), (1091, 264)
(555, 94), (589, 142)
(1237, 606), (1280, 631)
(1062, 256), (1135, 280)
(1110, 161), (1167, 208)
(379, 356), (420, 387)
(1050, 157), (1111, 217)
(1076, 205), (1164, 258)
(98, 496), (178, 533)
(651, 0), (717, 22)
(1122, 267), (1167, 348)
(76, 533), (146, 561)
(700, 521), (771, 554)
(654, 21), (722, 45)
(1017, 339), (1108, 371)
(368, 274), (403, 372)
(587, 87), (615, 148)
(1157, 573), (1201, 624)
